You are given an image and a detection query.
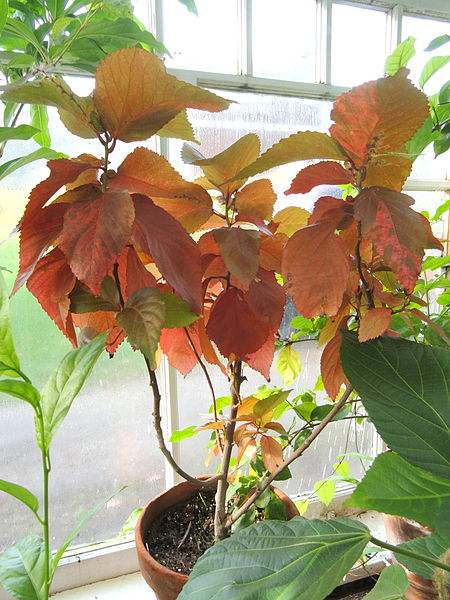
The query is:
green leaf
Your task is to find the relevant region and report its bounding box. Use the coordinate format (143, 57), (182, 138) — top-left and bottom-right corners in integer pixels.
(314, 479), (336, 505)
(0, 272), (21, 377)
(295, 498), (309, 515)
(432, 199), (450, 222)
(159, 290), (200, 328)
(116, 288), (166, 369)
(179, 517), (370, 600)
(294, 401), (316, 421)
(0, 380), (40, 408)
(333, 460), (350, 477)
(30, 105), (50, 148)
(4, 18), (45, 59)
(169, 425), (198, 442)
(119, 507), (143, 536)
(38, 333), (107, 450)
(422, 255), (450, 271)
(420, 56), (450, 88)
(363, 564), (409, 600)
(276, 345), (301, 385)
(0, 535), (45, 600)
(177, 0), (198, 15)
(0, 0), (8, 35)
(385, 36), (416, 75)
(52, 485), (127, 570)
(0, 480), (39, 516)
(69, 284), (119, 314)
(234, 132), (347, 181)
(346, 452), (450, 529)
(395, 532), (449, 580)
(341, 333), (450, 480)
(0, 148), (66, 181)
(436, 501), (450, 544)
(265, 494), (286, 521)
(425, 34), (450, 51)
(0, 125), (39, 143)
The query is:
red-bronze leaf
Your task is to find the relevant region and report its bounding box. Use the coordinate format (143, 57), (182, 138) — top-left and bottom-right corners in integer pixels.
(260, 435), (284, 473)
(213, 227), (260, 287)
(132, 195), (203, 313)
(354, 187), (442, 293)
(330, 71), (429, 167)
(282, 223), (350, 318)
(246, 329), (276, 380)
(13, 202), (68, 295)
(206, 288), (269, 360)
(320, 332), (348, 400)
(60, 189), (134, 295)
(159, 326), (201, 376)
(308, 196), (354, 230)
(234, 179), (276, 221)
(286, 161), (351, 195)
(27, 248), (77, 346)
(259, 234), (285, 272)
(358, 307), (391, 342)
(245, 269), (285, 327)
(117, 246), (157, 301)
(72, 310), (126, 355)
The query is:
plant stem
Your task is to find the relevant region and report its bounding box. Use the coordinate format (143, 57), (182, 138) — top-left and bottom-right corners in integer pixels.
(370, 536), (450, 574)
(229, 385), (353, 527)
(214, 360), (243, 541)
(145, 356), (220, 488)
(35, 405), (51, 598)
(356, 221), (375, 310)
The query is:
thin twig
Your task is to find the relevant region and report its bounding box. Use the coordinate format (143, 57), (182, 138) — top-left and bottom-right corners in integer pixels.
(356, 221), (375, 310)
(176, 521), (192, 550)
(145, 356), (220, 488)
(228, 385), (354, 527)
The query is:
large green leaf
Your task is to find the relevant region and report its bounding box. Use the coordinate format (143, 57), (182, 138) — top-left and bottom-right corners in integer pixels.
(38, 333), (107, 450)
(341, 333), (450, 480)
(0, 380), (40, 408)
(0, 125), (39, 143)
(0, 480), (39, 516)
(0, 0), (8, 35)
(0, 272), (20, 377)
(30, 105), (50, 148)
(420, 56), (450, 88)
(233, 132), (347, 180)
(0, 535), (45, 600)
(179, 517), (370, 600)
(0, 148), (66, 181)
(394, 532), (449, 581)
(115, 288), (166, 369)
(385, 36), (416, 75)
(363, 564), (408, 600)
(159, 290), (200, 328)
(346, 452), (450, 529)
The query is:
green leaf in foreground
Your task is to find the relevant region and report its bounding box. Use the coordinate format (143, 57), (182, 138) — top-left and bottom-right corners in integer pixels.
(345, 452), (450, 529)
(363, 564), (408, 600)
(0, 125), (39, 143)
(169, 425), (198, 442)
(179, 517), (370, 600)
(0, 148), (66, 181)
(384, 36), (416, 75)
(0, 480), (39, 516)
(394, 532), (449, 580)
(0, 380), (40, 408)
(159, 290), (200, 328)
(0, 535), (45, 600)
(420, 56), (450, 88)
(340, 333), (450, 480)
(0, 273), (21, 377)
(425, 34), (450, 51)
(39, 333), (107, 450)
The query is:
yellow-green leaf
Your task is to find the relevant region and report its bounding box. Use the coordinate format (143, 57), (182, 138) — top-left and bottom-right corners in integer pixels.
(276, 345), (301, 385)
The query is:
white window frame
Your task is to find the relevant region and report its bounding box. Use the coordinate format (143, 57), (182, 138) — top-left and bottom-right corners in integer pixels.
(1, 1), (449, 596)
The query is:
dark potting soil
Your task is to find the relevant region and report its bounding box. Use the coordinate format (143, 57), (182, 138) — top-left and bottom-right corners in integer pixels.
(145, 489), (216, 575)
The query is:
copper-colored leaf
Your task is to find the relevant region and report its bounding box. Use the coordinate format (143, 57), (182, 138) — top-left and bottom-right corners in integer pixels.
(245, 329), (276, 380)
(156, 110), (198, 143)
(111, 147), (213, 232)
(308, 196), (354, 230)
(159, 326), (200, 376)
(260, 435), (284, 473)
(196, 316), (228, 376)
(318, 308), (350, 347)
(60, 189), (134, 294)
(286, 161), (351, 195)
(72, 310), (126, 355)
(27, 248), (77, 346)
(186, 134), (260, 195)
(358, 307), (392, 342)
(132, 195), (203, 313)
(213, 227), (260, 287)
(235, 131), (348, 180)
(234, 179), (276, 221)
(330, 71), (429, 167)
(13, 203), (68, 295)
(259, 234), (285, 272)
(116, 287), (166, 368)
(245, 269), (285, 326)
(206, 288), (268, 360)
(320, 333), (348, 400)
(93, 48), (230, 142)
(273, 206), (310, 237)
(363, 152), (413, 191)
(282, 223), (350, 318)
(354, 187), (442, 293)
(117, 246), (157, 301)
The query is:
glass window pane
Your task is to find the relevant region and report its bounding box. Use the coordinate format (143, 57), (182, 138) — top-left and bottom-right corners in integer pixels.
(402, 15), (450, 96)
(331, 3), (387, 87)
(162, 0), (239, 74)
(252, 0), (317, 82)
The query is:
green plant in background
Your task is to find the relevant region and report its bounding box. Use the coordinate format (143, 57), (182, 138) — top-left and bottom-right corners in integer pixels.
(0, 273), (124, 600)
(0, 0), (167, 181)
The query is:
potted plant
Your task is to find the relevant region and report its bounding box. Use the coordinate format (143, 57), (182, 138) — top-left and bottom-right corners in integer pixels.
(1, 38), (448, 600)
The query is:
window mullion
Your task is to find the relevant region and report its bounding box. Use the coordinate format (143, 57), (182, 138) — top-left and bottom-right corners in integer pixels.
(160, 357), (180, 488)
(151, 0), (164, 49)
(237, 0), (252, 76)
(387, 4), (403, 54)
(316, 0), (332, 84)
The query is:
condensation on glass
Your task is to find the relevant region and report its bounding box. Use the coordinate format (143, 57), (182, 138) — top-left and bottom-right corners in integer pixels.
(331, 3), (388, 87)
(252, 0), (317, 82)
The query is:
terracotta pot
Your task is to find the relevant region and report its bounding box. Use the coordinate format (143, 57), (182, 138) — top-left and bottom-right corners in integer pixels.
(135, 478), (299, 600)
(383, 515), (436, 600)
